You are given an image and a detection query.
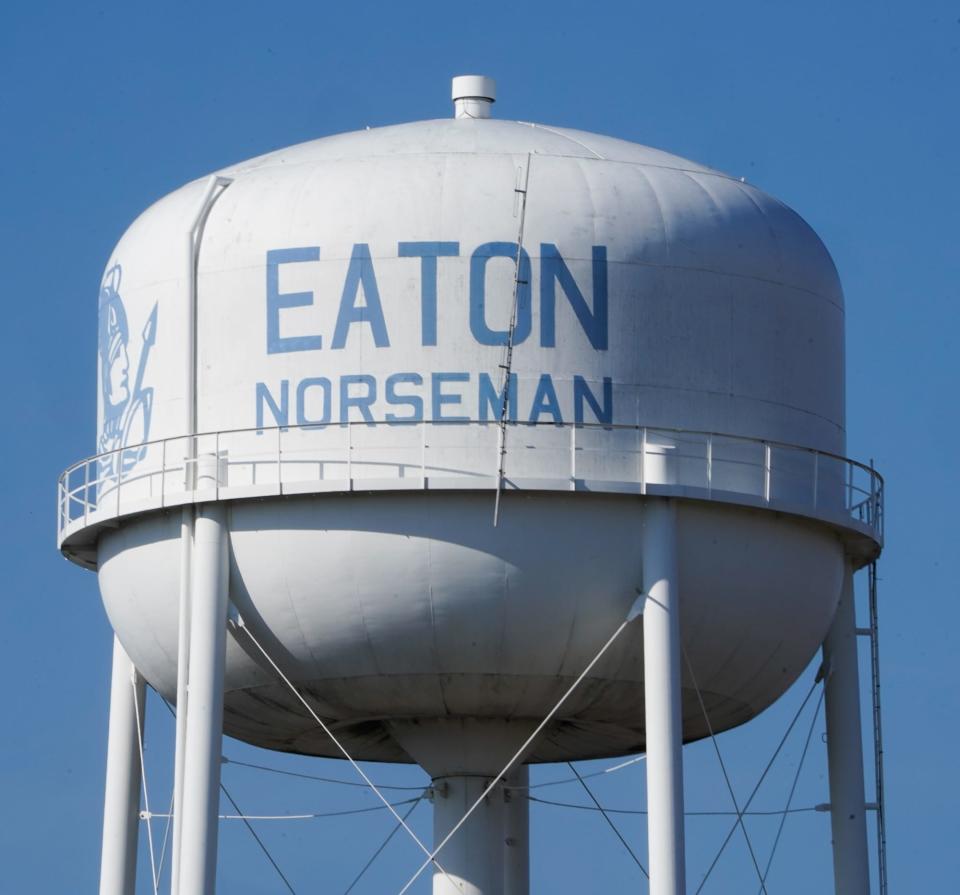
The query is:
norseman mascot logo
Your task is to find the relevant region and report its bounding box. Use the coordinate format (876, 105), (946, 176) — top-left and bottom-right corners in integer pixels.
(98, 265), (158, 479)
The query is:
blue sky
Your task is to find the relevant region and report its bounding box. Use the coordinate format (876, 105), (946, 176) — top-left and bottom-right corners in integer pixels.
(2, 1), (957, 891)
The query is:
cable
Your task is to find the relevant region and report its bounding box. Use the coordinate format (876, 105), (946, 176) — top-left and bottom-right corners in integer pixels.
(505, 754), (647, 792)
(148, 797), (424, 822)
(567, 762), (649, 878)
(155, 788), (175, 886)
(343, 797), (424, 895)
(694, 677), (820, 894)
(157, 697), (298, 892)
(527, 795), (822, 817)
(233, 617), (456, 891)
(132, 679), (160, 895)
(223, 757), (425, 791)
(757, 690), (825, 891)
(683, 647), (768, 895)
(219, 780), (298, 895)
(397, 613), (636, 895)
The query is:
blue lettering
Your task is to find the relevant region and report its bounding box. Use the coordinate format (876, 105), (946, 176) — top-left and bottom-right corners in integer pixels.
(398, 242), (459, 346)
(469, 242), (532, 346)
(478, 372), (517, 422)
(432, 372), (470, 422)
(540, 245), (608, 350)
(574, 376), (612, 424)
(385, 372), (424, 422)
(296, 377), (332, 425)
(332, 244), (390, 349)
(529, 374), (562, 424)
(340, 374), (377, 424)
(266, 248), (322, 354)
(256, 380), (289, 429)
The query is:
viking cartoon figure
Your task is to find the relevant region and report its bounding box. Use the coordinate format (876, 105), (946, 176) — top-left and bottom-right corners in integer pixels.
(98, 265), (157, 479)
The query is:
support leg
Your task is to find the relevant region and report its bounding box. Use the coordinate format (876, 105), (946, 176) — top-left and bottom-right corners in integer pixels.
(389, 719), (537, 895)
(432, 776), (505, 895)
(642, 498), (685, 895)
(170, 507), (193, 895)
(177, 503), (229, 895)
(99, 636), (145, 895)
(823, 561), (870, 895)
(504, 765), (529, 895)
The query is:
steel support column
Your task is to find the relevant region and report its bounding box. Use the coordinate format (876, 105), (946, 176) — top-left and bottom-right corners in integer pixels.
(170, 506), (193, 895)
(99, 636), (145, 895)
(823, 561), (871, 895)
(176, 503), (229, 895)
(504, 765), (530, 895)
(432, 775), (505, 895)
(642, 498), (685, 895)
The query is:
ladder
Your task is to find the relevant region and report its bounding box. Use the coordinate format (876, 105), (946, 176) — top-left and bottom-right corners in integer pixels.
(493, 154), (532, 526)
(857, 559), (888, 894)
(866, 560), (889, 895)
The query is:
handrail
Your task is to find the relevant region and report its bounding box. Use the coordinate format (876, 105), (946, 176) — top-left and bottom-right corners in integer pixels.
(57, 420), (884, 550)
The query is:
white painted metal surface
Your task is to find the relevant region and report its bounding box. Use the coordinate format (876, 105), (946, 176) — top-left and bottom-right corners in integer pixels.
(91, 116), (848, 463)
(94, 494), (844, 761)
(823, 563), (871, 894)
(431, 776), (505, 895)
(642, 500), (685, 895)
(176, 504), (229, 895)
(169, 508), (191, 895)
(99, 637), (144, 895)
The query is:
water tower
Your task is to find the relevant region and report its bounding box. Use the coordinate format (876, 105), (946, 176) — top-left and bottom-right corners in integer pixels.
(59, 75), (884, 894)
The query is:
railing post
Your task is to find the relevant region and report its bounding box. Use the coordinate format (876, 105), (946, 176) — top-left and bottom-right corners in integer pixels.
(83, 460), (90, 527)
(115, 451), (123, 518)
(706, 434), (713, 496)
(812, 451), (819, 510)
(570, 424), (576, 490)
(160, 438), (168, 508)
(347, 422), (353, 485)
(421, 421), (427, 488)
(763, 442), (772, 502)
(640, 427), (647, 495)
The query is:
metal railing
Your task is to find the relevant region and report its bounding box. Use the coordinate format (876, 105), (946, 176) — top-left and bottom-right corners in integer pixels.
(57, 421), (883, 545)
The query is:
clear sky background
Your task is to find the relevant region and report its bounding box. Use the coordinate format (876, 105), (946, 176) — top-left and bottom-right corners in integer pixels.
(2, 1), (957, 892)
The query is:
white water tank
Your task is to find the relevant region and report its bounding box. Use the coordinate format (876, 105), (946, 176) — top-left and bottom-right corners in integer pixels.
(60, 76), (882, 764)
